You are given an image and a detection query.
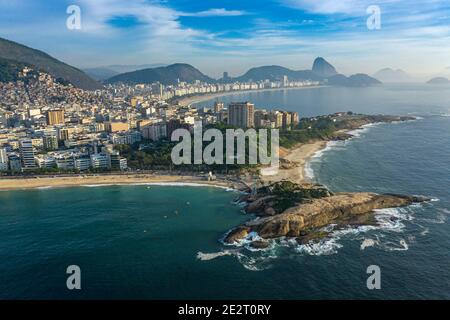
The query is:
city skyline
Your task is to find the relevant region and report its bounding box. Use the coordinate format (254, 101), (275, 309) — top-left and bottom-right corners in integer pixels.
(1, 0), (450, 78)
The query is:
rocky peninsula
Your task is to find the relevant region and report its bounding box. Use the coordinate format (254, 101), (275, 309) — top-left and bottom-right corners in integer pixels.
(225, 181), (429, 246)
(225, 114), (430, 247)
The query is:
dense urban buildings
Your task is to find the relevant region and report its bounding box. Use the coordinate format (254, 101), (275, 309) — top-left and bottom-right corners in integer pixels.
(0, 66), (303, 174)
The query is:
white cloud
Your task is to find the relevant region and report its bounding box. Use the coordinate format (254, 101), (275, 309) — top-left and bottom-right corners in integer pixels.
(181, 8), (248, 17)
(77, 1), (246, 37)
(281, 0), (404, 15)
(282, 0), (368, 14)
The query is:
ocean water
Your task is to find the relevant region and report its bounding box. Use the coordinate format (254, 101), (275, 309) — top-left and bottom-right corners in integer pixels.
(194, 84), (450, 117)
(1, 84), (450, 299)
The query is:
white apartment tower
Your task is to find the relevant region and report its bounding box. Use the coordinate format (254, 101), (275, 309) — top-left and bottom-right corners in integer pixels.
(19, 139), (36, 170)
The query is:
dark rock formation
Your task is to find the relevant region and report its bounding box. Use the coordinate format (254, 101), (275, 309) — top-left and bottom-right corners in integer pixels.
(224, 182), (430, 244)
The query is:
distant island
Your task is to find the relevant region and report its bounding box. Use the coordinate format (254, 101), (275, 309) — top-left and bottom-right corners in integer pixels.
(373, 68), (412, 83)
(427, 77), (450, 85)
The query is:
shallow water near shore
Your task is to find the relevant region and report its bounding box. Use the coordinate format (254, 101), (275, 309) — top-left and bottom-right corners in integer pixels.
(1, 85), (450, 299)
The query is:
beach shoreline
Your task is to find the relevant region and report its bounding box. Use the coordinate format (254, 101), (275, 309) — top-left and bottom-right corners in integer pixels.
(261, 140), (328, 185)
(0, 140), (326, 192)
(176, 85), (325, 107)
(0, 174), (242, 192)
(0, 120), (391, 192)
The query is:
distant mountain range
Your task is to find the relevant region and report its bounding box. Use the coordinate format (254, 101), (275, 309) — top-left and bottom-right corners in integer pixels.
(0, 37), (382, 90)
(328, 73), (381, 87)
(83, 64), (167, 81)
(0, 37), (102, 90)
(106, 57), (381, 87)
(229, 65), (322, 83)
(373, 68), (413, 83)
(427, 77), (450, 85)
(106, 63), (216, 85)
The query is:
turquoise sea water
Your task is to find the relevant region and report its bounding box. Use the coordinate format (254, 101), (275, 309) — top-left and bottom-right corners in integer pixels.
(1, 85), (450, 299)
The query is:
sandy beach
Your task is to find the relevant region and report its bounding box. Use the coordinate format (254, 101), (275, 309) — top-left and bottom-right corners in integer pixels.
(0, 140), (329, 191)
(261, 140), (328, 185)
(0, 174), (240, 191)
(177, 86), (324, 107)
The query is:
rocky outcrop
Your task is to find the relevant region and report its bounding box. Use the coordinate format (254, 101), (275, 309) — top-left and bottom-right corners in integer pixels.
(240, 181), (333, 216)
(252, 193), (426, 239)
(224, 115), (426, 246)
(224, 182), (430, 244)
(225, 227), (250, 244)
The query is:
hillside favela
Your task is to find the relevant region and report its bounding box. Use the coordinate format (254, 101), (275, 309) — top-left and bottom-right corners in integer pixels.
(0, 0), (449, 308)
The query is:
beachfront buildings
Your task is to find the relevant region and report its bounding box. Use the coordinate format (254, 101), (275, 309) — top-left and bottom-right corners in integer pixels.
(141, 122), (167, 141)
(228, 102), (255, 128)
(0, 147), (8, 171)
(19, 139), (37, 170)
(0, 64), (307, 174)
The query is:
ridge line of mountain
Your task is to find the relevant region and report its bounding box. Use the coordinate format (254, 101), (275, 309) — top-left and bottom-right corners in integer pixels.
(105, 58), (382, 87)
(0, 37), (102, 91)
(0, 37), (381, 89)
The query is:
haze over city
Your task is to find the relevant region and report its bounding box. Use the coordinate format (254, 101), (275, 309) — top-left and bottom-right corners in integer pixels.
(1, 0), (450, 78)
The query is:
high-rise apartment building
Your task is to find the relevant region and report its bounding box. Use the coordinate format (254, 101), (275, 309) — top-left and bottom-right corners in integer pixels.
(46, 109), (65, 125)
(214, 101), (224, 113)
(0, 147), (8, 171)
(270, 111), (283, 128)
(228, 102), (255, 128)
(141, 123), (167, 141)
(291, 112), (299, 127)
(282, 112), (292, 130)
(43, 135), (59, 151)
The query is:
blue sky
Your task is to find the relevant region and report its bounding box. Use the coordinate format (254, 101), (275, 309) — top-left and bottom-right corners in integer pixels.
(1, 0), (450, 78)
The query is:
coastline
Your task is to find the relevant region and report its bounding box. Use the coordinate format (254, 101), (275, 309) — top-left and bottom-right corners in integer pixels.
(0, 174), (242, 192)
(0, 134), (346, 192)
(0, 140), (326, 191)
(177, 85), (325, 107)
(261, 140), (328, 185)
(0, 120), (402, 192)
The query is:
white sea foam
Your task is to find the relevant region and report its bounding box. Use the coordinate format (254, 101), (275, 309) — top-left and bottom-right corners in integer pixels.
(420, 227), (430, 236)
(82, 184), (115, 188)
(296, 238), (343, 256)
(294, 205), (419, 256)
(305, 141), (344, 180)
(197, 250), (238, 261)
(373, 207), (413, 232)
(221, 205), (421, 263)
(235, 254), (276, 271)
(418, 209), (447, 224)
(35, 186), (54, 190)
(381, 239), (409, 251)
(79, 182), (236, 192)
(304, 123), (382, 181)
(134, 182), (236, 191)
(360, 238), (378, 250)
(222, 231), (264, 248)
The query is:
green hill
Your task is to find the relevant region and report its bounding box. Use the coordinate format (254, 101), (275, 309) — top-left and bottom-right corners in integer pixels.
(106, 63), (215, 85)
(0, 58), (32, 82)
(0, 37), (102, 90)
